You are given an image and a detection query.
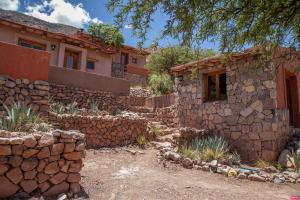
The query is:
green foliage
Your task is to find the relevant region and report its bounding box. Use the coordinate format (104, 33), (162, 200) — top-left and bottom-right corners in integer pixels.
(35, 122), (52, 132)
(88, 23), (124, 49)
(149, 73), (173, 95)
(255, 159), (272, 169)
(146, 46), (215, 74)
(0, 102), (42, 132)
(137, 135), (147, 148)
(148, 123), (161, 138)
(182, 136), (231, 162)
(275, 162), (286, 172)
(226, 151), (241, 166)
(89, 100), (100, 116)
(66, 101), (79, 115)
(50, 102), (65, 114)
(288, 151), (300, 172)
(180, 147), (199, 160)
(107, 0), (300, 51)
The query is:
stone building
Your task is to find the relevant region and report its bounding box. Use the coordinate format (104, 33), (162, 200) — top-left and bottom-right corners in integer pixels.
(171, 47), (300, 162)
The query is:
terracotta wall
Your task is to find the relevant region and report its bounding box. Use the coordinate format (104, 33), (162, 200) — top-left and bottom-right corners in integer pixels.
(86, 49), (112, 77)
(48, 66), (130, 94)
(0, 41), (50, 81)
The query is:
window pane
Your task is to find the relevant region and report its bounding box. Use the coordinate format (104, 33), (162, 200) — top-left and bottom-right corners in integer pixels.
(219, 73), (227, 99)
(87, 61), (95, 70)
(66, 56), (73, 69)
(208, 75), (217, 101)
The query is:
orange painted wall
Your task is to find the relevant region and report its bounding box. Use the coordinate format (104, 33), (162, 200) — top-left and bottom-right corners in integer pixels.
(127, 64), (149, 76)
(0, 41), (50, 81)
(276, 52), (300, 127)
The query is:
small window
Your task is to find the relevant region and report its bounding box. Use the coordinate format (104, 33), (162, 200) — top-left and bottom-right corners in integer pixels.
(204, 71), (227, 101)
(132, 57), (137, 64)
(87, 60), (95, 70)
(18, 39), (46, 51)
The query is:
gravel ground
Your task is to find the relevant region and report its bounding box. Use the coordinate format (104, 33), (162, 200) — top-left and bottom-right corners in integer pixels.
(74, 147), (300, 200)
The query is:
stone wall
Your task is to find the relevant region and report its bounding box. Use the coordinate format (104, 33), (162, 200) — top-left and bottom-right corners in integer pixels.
(173, 57), (291, 162)
(50, 84), (146, 111)
(0, 130), (85, 198)
(48, 113), (149, 148)
(0, 75), (49, 114)
(124, 72), (148, 86)
(156, 106), (179, 128)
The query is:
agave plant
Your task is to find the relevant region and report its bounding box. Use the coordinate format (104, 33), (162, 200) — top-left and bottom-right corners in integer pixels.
(50, 102), (65, 114)
(0, 102), (41, 132)
(189, 136), (230, 162)
(89, 100), (99, 116)
(288, 151), (300, 173)
(66, 101), (79, 114)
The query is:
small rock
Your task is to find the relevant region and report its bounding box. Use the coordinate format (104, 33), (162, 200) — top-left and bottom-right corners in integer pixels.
(0, 176), (20, 198)
(248, 174), (266, 182)
(182, 158), (193, 169)
(0, 164), (9, 175)
(0, 145), (11, 156)
(57, 193), (68, 200)
(237, 173), (247, 179)
(6, 167), (23, 184)
(228, 168), (238, 177)
(44, 161), (59, 175)
(278, 149), (293, 168)
(21, 158), (39, 171)
(164, 151), (181, 162)
(273, 177), (285, 184)
(43, 181), (69, 197)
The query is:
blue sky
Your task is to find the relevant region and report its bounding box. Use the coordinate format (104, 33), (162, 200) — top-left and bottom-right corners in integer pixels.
(0, 0), (218, 49)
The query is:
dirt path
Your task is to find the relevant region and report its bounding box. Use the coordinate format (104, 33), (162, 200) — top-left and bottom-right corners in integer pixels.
(76, 148), (300, 200)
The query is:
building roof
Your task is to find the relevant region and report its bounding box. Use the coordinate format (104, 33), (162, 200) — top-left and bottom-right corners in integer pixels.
(171, 48), (265, 73)
(0, 9), (79, 35)
(121, 44), (150, 56)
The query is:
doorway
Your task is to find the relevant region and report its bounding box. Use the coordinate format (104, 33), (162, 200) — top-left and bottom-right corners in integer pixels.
(120, 52), (129, 72)
(64, 49), (80, 70)
(285, 72), (299, 126)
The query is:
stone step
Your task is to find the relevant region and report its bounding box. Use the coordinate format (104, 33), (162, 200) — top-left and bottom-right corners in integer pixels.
(160, 128), (176, 136)
(157, 134), (176, 143)
(130, 106), (154, 113)
(150, 141), (172, 150)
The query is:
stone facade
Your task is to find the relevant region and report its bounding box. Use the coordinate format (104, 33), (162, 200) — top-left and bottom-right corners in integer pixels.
(0, 75), (49, 114)
(173, 57), (291, 162)
(124, 72), (148, 86)
(50, 84), (146, 112)
(48, 113), (149, 148)
(0, 130), (85, 198)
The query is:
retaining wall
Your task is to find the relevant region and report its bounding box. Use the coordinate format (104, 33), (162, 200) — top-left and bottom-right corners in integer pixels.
(0, 130), (85, 198)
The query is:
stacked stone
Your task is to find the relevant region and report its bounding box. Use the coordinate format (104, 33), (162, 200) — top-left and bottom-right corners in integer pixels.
(173, 57), (292, 162)
(130, 87), (153, 98)
(48, 113), (148, 148)
(0, 130), (85, 198)
(156, 106), (179, 128)
(50, 84), (146, 112)
(124, 72), (148, 87)
(0, 75), (49, 114)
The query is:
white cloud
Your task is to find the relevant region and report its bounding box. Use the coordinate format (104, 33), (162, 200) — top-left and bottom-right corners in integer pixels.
(25, 0), (102, 28)
(0, 0), (20, 11)
(91, 18), (103, 24)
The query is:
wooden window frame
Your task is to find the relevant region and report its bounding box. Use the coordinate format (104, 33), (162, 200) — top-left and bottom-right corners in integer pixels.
(18, 38), (46, 51)
(63, 49), (80, 70)
(86, 59), (96, 70)
(132, 57), (138, 64)
(204, 70), (227, 102)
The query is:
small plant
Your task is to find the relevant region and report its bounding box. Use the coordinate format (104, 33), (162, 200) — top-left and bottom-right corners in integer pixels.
(288, 151), (300, 173)
(66, 101), (78, 114)
(255, 159), (272, 169)
(180, 147), (199, 160)
(190, 136), (230, 162)
(148, 123), (161, 138)
(35, 122), (52, 132)
(275, 162), (286, 172)
(226, 151), (241, 165)
(137, 135), (147, 148)
(89, 100), (99, 116)
(50, 102), (65, 114)
(0, 102), (42, 132)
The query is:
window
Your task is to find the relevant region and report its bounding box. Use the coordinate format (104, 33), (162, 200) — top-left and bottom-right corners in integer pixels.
(18, 39), (46, 51)
(87, 60), (95, 70)
(132, 57), (138, 64)
(204, 71), (227, 101)
(63, 50), (79, 70)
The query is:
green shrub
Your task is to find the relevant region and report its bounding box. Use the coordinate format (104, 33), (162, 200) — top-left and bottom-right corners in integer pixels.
(89, 100), (99, 116)
(35, 122), (52, 132)
(255, 159), (272, 169)
(137, 135), (147, 148)
(226, 151), (241, 165)
(50, 102), (65, 114)
(66, 101), (78, 114)
(289, 151), (300, 172)
(149, 73), (173, 95)
(148, 123), (161, 138)
(182, 136), (232, 162)
(180, 147), (199, 160)
(0, 102), (42, 132)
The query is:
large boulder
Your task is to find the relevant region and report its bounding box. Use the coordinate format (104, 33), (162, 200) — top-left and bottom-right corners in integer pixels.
(278, 149), (293, 168)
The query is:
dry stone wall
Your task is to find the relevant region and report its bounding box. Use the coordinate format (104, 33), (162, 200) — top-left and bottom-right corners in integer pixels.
(50, 84), (146, 111)
(0, 75), (49, 114)
(124, 72), (148, 87)
(174, 57), (291, 162)
(48, 113), (149, 148)
(0, 130), (85, 198)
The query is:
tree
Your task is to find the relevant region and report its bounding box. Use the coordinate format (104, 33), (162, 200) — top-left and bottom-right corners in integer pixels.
(107, 0), (300, 52)
(147, 46), (215, 95)
(146, 46), (215, 73)
(88, 23), (124, 49)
